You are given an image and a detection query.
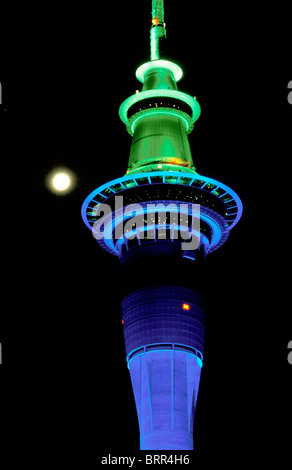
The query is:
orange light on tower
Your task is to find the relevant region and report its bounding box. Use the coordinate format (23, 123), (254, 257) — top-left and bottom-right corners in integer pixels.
(152, 17), (159, 26)
(182, 303), (190, 310)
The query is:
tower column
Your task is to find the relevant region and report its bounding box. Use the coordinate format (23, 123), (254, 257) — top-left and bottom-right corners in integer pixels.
(128, 114), (194, 173)
(122, 286), (205, 450)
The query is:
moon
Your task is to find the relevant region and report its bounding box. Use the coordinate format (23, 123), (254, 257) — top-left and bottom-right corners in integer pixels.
(52, 172), (71, 191)
(46, 167), (76, 195)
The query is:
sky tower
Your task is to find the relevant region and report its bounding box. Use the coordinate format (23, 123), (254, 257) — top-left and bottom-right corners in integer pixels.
(81, 0), (242, 450)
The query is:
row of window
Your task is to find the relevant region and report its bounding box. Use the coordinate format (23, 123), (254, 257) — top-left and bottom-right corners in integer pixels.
(127, 97), (193, 119)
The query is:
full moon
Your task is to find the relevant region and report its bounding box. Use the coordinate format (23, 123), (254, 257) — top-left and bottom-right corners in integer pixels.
(46, 167), (76, 195)
(52, 173), (71, 191)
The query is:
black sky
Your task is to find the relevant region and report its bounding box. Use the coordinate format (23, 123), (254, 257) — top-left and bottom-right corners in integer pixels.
(1, 1), (291, 463)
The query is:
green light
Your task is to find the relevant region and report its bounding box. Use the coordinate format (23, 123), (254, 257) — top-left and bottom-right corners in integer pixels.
(136, 60), (183, 83)
(150, 1), (166, 60)
(130, 108), (191, 134)
(119, 89), (201, 136)
(126, 163), (197, 175)
(152, 0), (164, 24)
(150, 28), (161, 61)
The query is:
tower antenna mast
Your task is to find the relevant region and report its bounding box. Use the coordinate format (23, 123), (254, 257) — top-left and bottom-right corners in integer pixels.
(150, 0), (166, 60)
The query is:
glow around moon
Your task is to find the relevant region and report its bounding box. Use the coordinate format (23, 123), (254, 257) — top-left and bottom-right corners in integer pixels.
(46, 167), (77, 195)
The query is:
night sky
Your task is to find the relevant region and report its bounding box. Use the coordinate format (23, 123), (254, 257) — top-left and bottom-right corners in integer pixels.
(1, 1), (291, 464)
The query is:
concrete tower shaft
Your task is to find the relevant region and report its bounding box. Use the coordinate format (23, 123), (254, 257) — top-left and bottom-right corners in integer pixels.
(129, 346), (202, 450)
(122, 287), (205, 450)
(122, 287), (205, 356)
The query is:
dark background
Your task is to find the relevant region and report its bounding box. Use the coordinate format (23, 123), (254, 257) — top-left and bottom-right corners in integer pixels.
(1, 1), (291, 464)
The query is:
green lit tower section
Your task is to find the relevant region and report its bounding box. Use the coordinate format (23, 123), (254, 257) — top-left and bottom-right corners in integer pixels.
(81, 0), (242, 450)
(120, 18), (200, 176)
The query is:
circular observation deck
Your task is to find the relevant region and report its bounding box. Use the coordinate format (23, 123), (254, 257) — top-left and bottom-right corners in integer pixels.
(135, 60), (183, 84)
(119, 89), (201, 136)
(81, 171), (242, 257)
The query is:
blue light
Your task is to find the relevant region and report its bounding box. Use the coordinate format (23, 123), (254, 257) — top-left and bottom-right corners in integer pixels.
(126, 343), (203, 368)
(128, 347), (203, 450)
(196, 357), (203, 368)
(81, 170), (243, 256)
(121, 286), (206, 450)
(182, 253), (196, 261)
(89, 201), (223, 255)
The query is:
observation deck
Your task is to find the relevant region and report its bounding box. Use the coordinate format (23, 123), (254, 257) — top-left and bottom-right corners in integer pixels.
(82, 55), (242, 259)
(81, 170), (242, 257)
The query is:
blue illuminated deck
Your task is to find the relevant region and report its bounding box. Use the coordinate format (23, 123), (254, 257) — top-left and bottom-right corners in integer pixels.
(82, 170), (242, 230)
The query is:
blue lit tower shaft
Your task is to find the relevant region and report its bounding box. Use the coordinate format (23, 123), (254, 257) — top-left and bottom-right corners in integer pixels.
(81, 0), (242, 451)
(122, 287), (205, 450)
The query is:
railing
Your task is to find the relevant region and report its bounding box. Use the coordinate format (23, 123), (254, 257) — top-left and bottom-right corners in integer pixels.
(126, 342), (203, 369)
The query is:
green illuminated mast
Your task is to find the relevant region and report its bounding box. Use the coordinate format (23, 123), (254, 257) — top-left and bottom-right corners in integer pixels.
(150, 0), (166, 60)
(119, 0), (201, 175)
